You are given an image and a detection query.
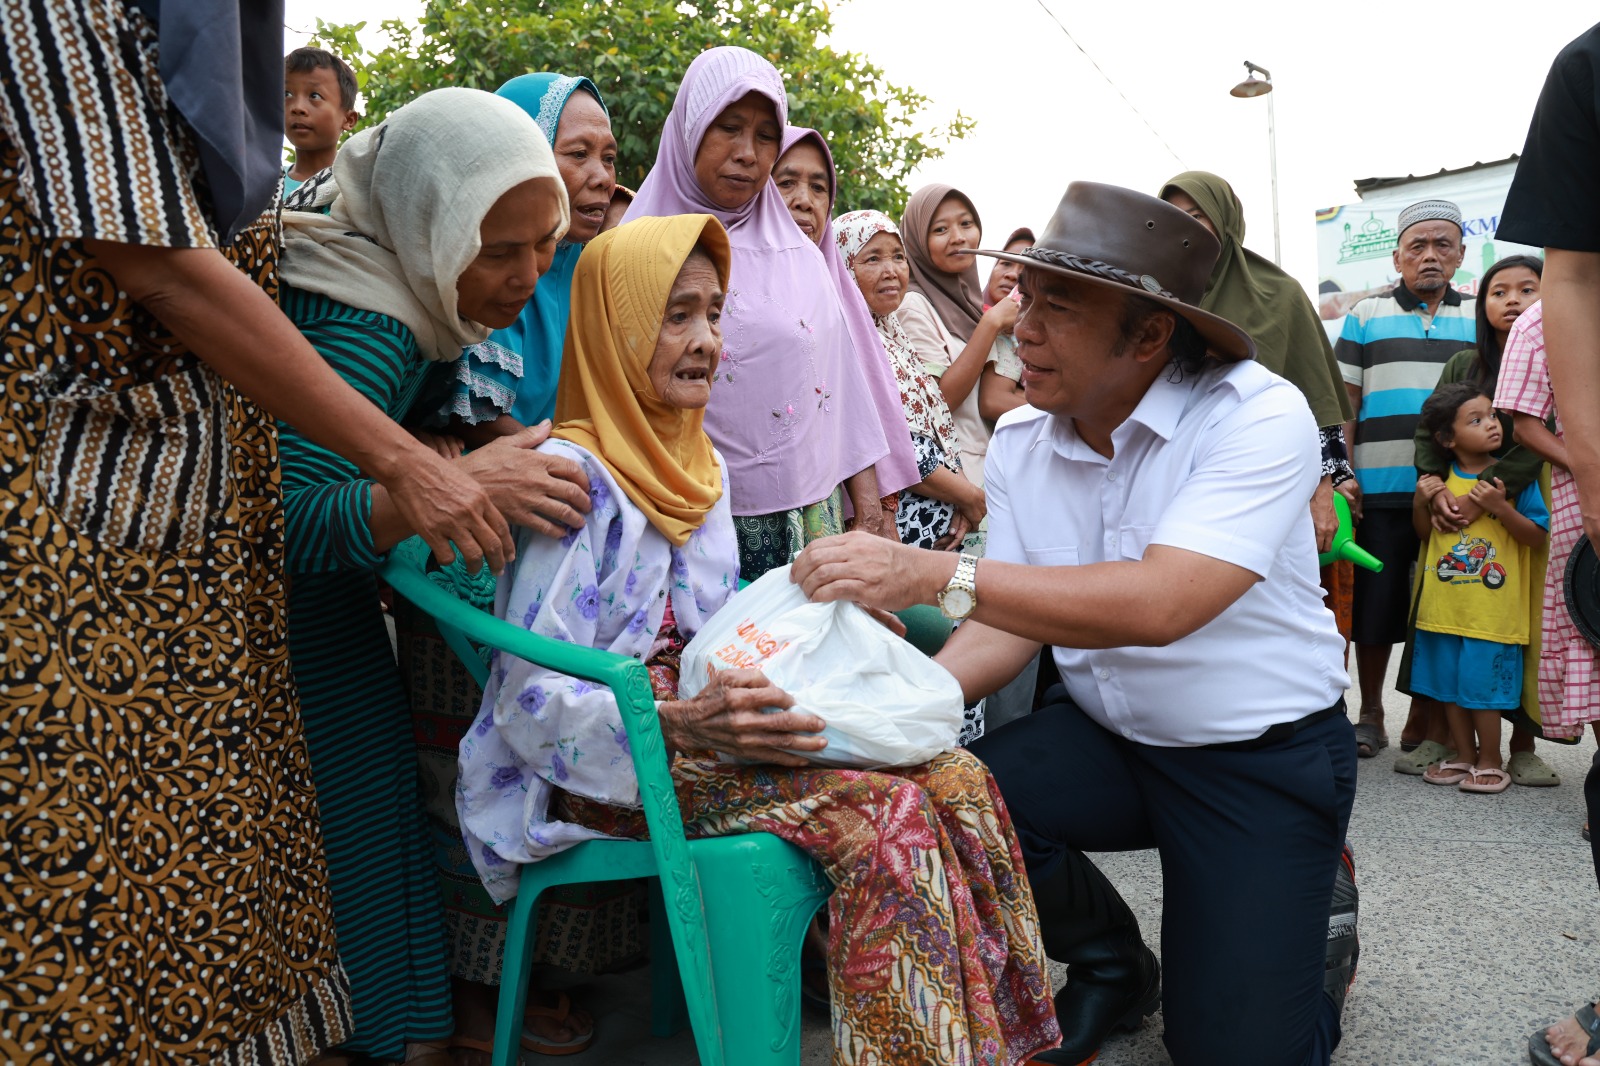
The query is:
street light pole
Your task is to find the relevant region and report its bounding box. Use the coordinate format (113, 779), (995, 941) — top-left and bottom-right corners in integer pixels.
(1230, 60), (1281, 265)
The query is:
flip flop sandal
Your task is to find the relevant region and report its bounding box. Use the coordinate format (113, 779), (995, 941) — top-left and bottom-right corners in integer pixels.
(1459, 766), (1511, 794)
(1352, 720), (1387, 758)
(522, 992), (597, 1056)
(1509, 750), (1562, 787)
(1394, 740), (1455, 776)
(1422, 760), (1474, 786)
(1529, 1002), (1600, 1065)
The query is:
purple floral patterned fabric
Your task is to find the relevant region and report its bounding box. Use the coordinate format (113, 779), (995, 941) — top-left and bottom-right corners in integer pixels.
(455, 440), (740, 900)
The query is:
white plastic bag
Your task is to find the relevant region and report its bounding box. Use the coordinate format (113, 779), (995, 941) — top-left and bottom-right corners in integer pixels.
(679, 565), (964, 769)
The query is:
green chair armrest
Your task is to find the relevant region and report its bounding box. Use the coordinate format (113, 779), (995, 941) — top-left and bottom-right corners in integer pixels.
(379, 536), (716, 1025)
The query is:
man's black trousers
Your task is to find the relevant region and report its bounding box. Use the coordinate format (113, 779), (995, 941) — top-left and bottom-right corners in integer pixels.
(971, 689), (1358, 1066)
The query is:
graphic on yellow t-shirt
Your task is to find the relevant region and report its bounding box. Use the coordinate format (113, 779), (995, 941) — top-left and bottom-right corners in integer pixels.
(1416, 467), (1539, 645)
(1433, 533), (1507, 590)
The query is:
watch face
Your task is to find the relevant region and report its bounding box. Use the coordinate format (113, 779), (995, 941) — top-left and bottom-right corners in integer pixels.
(942, 587), (975, 619)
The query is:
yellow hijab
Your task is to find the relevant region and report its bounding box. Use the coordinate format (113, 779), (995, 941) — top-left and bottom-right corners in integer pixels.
(552, 214), (730, 545)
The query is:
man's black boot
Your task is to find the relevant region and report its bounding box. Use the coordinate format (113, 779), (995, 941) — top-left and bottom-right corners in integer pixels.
(1026, 850), (1161, 1065)
(1325, 841), (1359, 1017)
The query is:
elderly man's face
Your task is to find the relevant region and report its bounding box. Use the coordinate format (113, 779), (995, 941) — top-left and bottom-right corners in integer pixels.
(1392, 220), (1463, 295)
(1012, 266), (1172, 422)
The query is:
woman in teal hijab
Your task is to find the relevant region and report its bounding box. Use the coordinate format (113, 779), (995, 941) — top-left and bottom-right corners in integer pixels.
(442, 72), (618, 434)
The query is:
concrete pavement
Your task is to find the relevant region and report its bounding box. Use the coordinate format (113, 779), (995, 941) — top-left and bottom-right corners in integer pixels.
(533, 659), (1598, 1065)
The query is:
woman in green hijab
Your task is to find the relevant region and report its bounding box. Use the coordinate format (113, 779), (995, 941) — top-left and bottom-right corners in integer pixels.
(1161, 174), (1360, 658)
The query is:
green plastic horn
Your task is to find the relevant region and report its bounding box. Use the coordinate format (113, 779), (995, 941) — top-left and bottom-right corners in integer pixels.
(1319, 491), (1384, 572)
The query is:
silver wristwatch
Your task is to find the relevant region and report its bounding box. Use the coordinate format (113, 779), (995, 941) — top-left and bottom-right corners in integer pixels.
(938, 552), (979, 621)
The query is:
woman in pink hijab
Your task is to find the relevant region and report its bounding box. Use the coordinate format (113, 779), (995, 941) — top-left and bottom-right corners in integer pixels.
(623, 47), (898, 578)
(774, 125), (921, 520)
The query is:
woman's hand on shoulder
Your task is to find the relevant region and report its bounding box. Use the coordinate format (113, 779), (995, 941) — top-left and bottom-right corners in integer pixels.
(458, 421), (593, 539)
(657, 669), (826, 766)
(408, 427), (466, 460)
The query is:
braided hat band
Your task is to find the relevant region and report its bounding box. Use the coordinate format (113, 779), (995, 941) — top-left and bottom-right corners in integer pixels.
(1016, 246), (1178, 301)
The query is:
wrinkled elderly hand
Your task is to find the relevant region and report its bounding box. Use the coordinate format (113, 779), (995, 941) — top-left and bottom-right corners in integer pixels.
(657, 668), (826, 766)
(457, 422), (592, 540)
(381, 452), (514, 574)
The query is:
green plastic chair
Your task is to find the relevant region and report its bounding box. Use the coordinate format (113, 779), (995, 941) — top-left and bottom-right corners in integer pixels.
(381, 536), (836, 1066)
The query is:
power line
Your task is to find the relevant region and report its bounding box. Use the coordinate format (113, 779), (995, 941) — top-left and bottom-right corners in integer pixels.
(1028, 0), (1188, 169)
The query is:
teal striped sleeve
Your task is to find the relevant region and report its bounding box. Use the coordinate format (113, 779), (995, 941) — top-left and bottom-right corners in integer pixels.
(1335, 311), (1366, 389)
(278, 305), (417, 575)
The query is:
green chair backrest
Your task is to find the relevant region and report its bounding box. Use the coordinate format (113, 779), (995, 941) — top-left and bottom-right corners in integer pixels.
(379, 536), (726, 1060)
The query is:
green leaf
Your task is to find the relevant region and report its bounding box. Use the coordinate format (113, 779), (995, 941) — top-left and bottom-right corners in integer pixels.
(327, 0), (971, 215)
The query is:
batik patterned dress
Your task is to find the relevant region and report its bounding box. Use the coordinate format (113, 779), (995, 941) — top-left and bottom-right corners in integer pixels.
(458, 446), (1060, 1065)
(0, 3), (351, 1061)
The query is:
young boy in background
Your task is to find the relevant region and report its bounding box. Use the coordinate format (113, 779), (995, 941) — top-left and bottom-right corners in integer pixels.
(283, 47), (358, 193)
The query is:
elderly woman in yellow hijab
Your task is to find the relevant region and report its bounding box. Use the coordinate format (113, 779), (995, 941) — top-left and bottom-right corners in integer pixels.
(458, 214), (1060, 1065)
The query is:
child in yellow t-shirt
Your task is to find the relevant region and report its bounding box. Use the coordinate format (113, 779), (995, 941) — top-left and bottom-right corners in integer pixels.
(1412, 383), (1550, 794)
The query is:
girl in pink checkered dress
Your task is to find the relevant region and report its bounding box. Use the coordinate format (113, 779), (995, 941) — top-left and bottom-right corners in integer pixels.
(1496, 300), (1600, 742)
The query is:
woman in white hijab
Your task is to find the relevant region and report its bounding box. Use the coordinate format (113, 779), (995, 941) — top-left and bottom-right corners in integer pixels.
(276, 87), (588, 1063)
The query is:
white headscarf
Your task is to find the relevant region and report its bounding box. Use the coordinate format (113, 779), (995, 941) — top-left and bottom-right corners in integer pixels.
(281, 87), (568, 361)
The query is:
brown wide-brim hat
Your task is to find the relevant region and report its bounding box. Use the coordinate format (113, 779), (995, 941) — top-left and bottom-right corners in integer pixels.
(967, 181), (1256, 362)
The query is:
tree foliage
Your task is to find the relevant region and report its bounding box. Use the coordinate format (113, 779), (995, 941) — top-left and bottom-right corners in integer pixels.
(311, 1), (971, 217)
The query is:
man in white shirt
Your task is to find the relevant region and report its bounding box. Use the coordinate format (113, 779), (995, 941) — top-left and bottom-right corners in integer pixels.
(794, 182), (1357, 1066)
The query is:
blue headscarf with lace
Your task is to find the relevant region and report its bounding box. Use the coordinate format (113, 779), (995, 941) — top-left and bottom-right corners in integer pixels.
(444, 73), (610, 426)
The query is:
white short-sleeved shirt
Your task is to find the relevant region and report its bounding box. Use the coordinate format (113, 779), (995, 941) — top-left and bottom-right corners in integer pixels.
(985, 359), (1349, 747)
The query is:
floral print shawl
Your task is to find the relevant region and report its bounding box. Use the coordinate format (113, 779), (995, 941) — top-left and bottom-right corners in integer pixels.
(457, 439), (740, 902)
(835, 210), (963, 467)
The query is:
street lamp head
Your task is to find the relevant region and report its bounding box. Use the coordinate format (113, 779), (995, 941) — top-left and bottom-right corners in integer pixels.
(1230, 60), (1273, 98)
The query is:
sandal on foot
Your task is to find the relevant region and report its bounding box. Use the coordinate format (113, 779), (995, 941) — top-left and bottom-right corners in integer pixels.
(1460, 766), (1511, 794)
(1394, 740), (1455, 776)
(1353, 720), (1387, 758)
(1529, 1002), (1600, 1065)
(1509, 750), (1562, 787)
(1422, 760), (1474, 786)
(522, 992), (596, 1056)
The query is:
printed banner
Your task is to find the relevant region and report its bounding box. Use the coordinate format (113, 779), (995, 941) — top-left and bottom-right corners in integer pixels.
(1314, 161), (1541, 342)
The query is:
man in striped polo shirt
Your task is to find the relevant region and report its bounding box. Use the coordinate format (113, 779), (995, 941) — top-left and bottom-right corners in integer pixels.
(1336, 199), (1476, 759)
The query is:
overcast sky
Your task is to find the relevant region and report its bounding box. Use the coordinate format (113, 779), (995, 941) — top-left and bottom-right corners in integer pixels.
(283, 2), (1596, 293)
